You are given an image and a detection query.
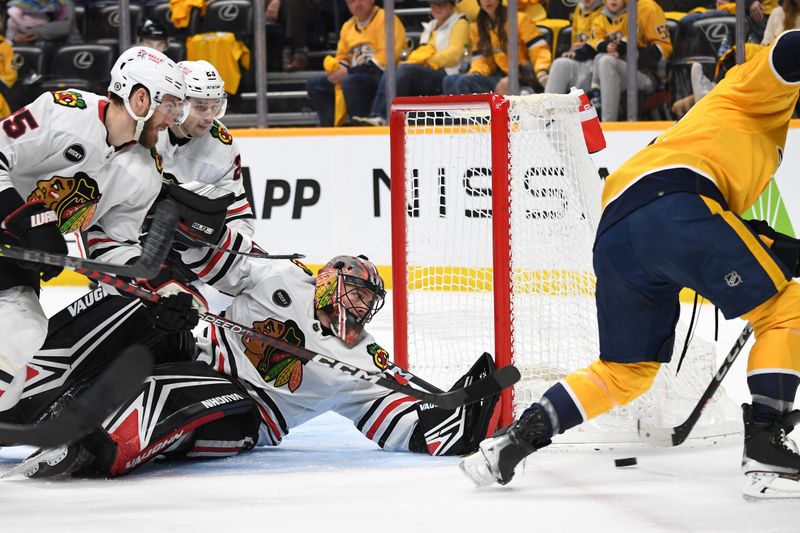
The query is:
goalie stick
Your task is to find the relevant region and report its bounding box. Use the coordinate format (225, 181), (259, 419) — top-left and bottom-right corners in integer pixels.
(638, 322), (753, 447)
(0, 345), (153, 448)
(82, 272), (520, 409)
(0, 200), (179, 280)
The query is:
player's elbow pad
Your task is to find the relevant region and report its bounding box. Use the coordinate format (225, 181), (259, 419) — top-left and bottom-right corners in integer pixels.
(771, 30), (800, 83)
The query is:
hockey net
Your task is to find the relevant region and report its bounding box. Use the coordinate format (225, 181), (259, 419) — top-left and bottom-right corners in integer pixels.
(389, 93), (741, 447)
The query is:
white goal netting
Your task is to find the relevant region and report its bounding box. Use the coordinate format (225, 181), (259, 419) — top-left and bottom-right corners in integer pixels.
(392, 94), (741, 446)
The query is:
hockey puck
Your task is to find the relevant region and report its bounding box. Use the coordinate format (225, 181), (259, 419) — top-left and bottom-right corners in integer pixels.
(614, 457), (637, 467)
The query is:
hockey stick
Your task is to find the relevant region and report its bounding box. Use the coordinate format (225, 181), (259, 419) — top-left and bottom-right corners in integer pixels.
(0, 200), (179, 280)
(0, 345), (153, 447)
(179, 234), (305, 260)
(81, 272), (520, 409)
(637, 322), (753, 447)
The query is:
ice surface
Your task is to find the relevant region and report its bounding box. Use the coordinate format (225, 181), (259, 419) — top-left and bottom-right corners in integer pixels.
(1, 287), (796, 532)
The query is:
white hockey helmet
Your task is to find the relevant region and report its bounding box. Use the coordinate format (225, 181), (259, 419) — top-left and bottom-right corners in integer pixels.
(108, 46), (189, 140)
(178, 60), (227, 119)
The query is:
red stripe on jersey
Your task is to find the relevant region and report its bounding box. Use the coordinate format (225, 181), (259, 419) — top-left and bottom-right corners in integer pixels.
(210, 324), (227, 374)
(255, 403), (282, 443)
(87, 237), (114, 247)
(366, 396), (416, 440)
(227, 203), (251, 214)
(197, 230), (232, 278)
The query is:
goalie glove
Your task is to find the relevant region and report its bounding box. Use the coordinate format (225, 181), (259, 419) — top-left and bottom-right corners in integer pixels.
(745, 219), (800, 277)
(0, 188), (67, 281)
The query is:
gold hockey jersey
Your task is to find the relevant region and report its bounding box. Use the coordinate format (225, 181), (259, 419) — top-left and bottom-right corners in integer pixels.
(590, 0), (672, 60)
(602, 32), (800, 216)
(469, 12), (551, 75)
(186, 32), (251, 95)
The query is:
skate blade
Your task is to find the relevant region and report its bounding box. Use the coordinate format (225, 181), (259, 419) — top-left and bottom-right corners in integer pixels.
(743, 472), (800, 501)
(2, 446), (67, 479)
(459, 452), (498, 488)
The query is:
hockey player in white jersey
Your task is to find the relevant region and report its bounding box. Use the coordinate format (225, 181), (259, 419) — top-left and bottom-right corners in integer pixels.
(9, 232), (499, 477)
(0, 46), (188, 413)
(156, 60), (254, 235)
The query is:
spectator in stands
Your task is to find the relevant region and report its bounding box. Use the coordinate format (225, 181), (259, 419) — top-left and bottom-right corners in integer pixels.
(762, 0), (800, 45)
(266, 0), (314, 72)
(588, 0), (672, 121)
(455, 0), (546, 22)
(353, 0), (469, 126)
(136, 19), (168, 54)
(544, 0), (603, 95)
(305, 0), (405, 127)
(746, 0), (778, 43)
(443, 0), (551, 96)
(5, 0), (79, 44)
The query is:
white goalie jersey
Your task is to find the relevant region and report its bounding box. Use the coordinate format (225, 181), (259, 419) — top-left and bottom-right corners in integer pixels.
(0, 90), (163, 264)
(156, 121), (254, 236)
(187, 234), (420, 451)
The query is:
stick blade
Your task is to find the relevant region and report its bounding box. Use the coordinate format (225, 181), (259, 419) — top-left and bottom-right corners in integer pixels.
(433, 364), (521, 409)
(637, 419), (685, 447)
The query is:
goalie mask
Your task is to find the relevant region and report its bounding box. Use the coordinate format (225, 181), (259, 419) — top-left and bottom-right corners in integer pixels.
(314, 255), (386, 346)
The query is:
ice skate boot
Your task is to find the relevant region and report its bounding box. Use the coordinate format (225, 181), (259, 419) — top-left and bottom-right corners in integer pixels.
(4, 442), (95, 479)
(460, 404), (552, 487)
(741, 403), (800, 500)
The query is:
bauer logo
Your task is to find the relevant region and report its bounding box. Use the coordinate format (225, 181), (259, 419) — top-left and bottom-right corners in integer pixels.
(272, 289), (292, 307)
(63, 144), (85, 163)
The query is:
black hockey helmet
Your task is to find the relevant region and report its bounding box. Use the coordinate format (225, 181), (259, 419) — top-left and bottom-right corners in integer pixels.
(137, 19), (167, 41)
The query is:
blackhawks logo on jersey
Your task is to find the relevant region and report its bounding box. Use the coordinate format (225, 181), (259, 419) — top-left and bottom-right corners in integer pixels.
(150, 147), (163, 174)
(52, 90), (87, 110)
(366, 343), (390, 370)
(242, 317), (307, 392)
(27, 172), (101, 232)
(210, 120), (233, 145)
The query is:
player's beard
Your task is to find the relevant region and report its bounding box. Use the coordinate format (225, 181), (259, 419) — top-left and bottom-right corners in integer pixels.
(138, 115), (161, 149)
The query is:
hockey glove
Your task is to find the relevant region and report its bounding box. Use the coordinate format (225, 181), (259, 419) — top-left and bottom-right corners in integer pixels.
(745, 219), (800, 276)
(146, 291), (200, 332)
(160, 182), (233, 250)
(1, 189), (67, 281)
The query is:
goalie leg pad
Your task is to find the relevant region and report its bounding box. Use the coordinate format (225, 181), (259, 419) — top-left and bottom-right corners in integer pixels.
(90, 361), (259, 476)
(409, 353), (500, 456)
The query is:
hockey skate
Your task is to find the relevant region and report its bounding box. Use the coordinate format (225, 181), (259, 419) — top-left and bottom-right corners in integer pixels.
(741, 403), (800, 500)
(4, 442), (95, 479)
(459, 405), (551, 487)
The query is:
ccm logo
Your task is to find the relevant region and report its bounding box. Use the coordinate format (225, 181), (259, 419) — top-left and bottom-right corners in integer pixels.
(30, 211), (57, 227)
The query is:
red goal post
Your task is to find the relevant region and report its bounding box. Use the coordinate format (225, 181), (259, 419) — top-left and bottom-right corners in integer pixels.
(389, 93), (742, 445)
(391, 94), (515, 427)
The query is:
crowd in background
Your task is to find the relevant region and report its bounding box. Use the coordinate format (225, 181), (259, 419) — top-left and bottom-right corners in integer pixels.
(0, 0), (796, 126)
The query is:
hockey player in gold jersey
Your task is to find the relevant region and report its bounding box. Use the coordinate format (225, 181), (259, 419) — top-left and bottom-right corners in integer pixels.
(462, 30), (800, 500)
